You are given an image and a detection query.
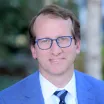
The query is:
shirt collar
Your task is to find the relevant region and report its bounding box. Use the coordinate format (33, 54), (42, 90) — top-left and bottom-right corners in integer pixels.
(39, 72), (77, 101)
(39, 73), (57, 101)
(64, 72), (77, 98)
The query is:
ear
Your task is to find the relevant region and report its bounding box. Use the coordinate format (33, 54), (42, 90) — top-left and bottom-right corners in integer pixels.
(31, 45), (37, 59)
(76, 40), (81, 54)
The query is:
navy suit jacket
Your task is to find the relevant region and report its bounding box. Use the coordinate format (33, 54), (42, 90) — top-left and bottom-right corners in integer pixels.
(0, 70), (104, 104)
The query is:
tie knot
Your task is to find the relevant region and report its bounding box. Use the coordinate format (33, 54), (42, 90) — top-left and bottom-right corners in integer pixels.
(54, 90), (68, 103)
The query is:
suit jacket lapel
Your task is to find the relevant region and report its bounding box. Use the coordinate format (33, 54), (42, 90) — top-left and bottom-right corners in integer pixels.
(22, 70), (96, 104)
(22, 71), (44, 104)
(75, 70), (96, 104)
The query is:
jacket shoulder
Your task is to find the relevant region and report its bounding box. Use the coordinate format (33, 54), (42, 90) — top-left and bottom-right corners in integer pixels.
(0, 71), (38, 97)
(75, 70), (104, 90)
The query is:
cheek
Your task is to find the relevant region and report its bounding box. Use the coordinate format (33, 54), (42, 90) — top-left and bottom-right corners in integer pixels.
(36, 50), (51, 68)
(64, 46), (77, 60)
(64, 45), (76, 53)
(36, 49), (49, 60)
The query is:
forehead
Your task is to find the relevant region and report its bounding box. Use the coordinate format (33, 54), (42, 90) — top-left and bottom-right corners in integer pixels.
(33, 14), (73, 37)
(34, 14), (72, 26)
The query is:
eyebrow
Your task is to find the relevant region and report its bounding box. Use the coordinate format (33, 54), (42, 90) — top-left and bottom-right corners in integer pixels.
(36, 35), (72, 39)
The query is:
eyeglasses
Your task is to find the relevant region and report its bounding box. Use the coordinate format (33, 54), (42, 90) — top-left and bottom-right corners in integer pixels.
(35, 36), (73, 50)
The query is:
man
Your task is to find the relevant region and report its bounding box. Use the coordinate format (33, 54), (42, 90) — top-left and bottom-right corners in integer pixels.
(0, 4), (104, 104)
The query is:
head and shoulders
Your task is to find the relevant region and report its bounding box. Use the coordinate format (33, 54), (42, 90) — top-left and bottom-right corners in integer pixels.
(0, 4), (104, 98)
(30, 4), (81, 88)
(29, 4), (104, 88)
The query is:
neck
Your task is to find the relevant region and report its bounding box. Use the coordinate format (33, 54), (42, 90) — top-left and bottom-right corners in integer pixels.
(49, 71), (73, 88)
(39, 66), (74, 88)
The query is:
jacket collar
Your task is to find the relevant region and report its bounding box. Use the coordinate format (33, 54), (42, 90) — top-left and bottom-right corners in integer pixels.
(75, 70), (96, 104)
(22, 71), (44, 104)
(22, 70), (96, 104)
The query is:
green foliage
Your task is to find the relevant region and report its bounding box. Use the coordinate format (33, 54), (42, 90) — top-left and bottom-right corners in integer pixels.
(0, 75), (22, 91)
(0, 0), (42, 91)
(75, 46), (104, 80)
(0, 0), (43, 53)
(75, 52), (84, 72)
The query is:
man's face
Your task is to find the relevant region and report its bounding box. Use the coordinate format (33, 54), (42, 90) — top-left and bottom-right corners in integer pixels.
(31, 15), (80, 77)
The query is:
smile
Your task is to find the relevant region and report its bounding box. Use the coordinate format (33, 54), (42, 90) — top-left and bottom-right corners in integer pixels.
(49, 58), (65, 63)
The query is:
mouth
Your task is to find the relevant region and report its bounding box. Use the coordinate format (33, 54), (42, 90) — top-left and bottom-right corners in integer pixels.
(49, 58), (65, 64)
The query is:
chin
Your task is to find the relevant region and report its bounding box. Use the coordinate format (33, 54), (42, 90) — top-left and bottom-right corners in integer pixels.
(48, 67), (67, 75)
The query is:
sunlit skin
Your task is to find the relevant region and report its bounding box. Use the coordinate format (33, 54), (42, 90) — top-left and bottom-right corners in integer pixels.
(31, 14), (80, 88)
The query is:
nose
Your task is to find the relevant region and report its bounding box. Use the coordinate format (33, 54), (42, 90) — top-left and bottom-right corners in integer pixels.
(51, 40), (63, 56)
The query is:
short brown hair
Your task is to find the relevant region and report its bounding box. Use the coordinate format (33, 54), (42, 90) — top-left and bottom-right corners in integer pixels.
(29, 4), (80, 45)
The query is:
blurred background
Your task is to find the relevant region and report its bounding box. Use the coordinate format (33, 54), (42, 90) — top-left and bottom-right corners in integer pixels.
(0, 0), (104, 91)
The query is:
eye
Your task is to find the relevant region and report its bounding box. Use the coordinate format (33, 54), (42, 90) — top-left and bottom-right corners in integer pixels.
(58, 36), (70, 42)
(40, 39), (51, 43)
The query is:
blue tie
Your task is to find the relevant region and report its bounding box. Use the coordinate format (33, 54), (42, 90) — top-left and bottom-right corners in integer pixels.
(54, 90), (68, 104)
